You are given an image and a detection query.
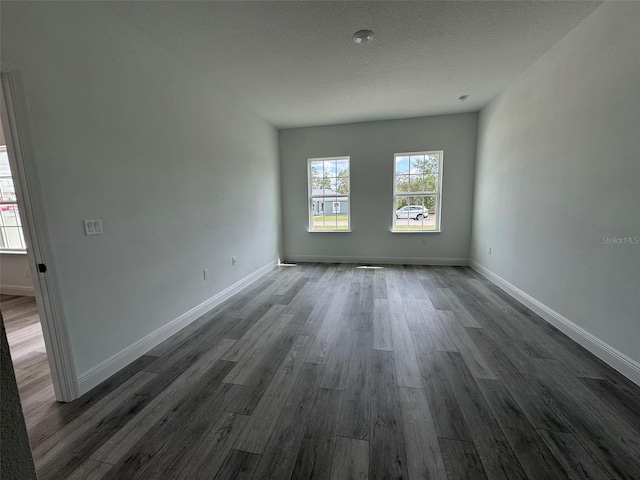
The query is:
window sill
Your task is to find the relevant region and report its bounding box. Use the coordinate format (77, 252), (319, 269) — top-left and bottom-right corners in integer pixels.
(308, 230), (352, 233)
(391, 230), (441, 234)
(0, 249), (28, 255)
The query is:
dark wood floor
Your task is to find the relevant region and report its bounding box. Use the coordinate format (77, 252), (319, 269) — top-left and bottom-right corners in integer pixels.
(5, 264), (640, 479)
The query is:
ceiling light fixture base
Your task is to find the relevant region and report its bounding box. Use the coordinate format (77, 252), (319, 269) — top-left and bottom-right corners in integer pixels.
(353, 30), (374, 45)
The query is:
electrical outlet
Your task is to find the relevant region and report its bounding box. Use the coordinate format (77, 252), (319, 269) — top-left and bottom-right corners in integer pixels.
(489, 246), (492, 255)
(232, 256), (237, 266)
(203, 269), (209, 280)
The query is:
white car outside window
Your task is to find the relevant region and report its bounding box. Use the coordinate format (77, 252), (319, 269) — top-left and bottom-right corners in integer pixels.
(395, 205), (429, 220)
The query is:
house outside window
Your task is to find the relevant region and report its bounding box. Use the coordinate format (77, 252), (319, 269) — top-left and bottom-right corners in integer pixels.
(393, 150), (443, 232)
(308, 156), (350, 232)
(0, 146), (26, 250)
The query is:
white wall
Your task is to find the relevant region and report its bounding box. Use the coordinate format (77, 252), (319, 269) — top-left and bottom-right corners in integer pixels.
(279, 114), (478, 264)
(471, 2), (640, 365)
(0, 254), (33, 296)
(1, 3), (282, 377)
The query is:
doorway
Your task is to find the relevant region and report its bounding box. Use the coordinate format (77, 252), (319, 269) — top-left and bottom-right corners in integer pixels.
(0, 71), (78, 406)
(1, 94), (57, 422)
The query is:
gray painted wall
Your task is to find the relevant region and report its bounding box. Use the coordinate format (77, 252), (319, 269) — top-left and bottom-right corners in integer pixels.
(1, 2), (282, 376)
(0, 254), (34, 296)
(471, 2), (640, 363)
(279, 114), (478, 263)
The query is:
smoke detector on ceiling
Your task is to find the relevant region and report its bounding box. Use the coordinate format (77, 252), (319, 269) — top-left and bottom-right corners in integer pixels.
(353, 30), (374, 45)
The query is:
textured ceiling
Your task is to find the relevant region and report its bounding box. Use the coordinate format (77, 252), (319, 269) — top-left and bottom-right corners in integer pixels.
(107, 1), (601, 128)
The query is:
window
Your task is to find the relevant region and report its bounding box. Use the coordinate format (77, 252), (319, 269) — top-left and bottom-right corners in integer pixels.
(0, 146), (26, 250)
(392, 150), (443, 232)
(308, 156), (350, 231)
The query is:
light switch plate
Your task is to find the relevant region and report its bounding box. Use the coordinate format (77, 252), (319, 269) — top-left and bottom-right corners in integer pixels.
(84, 219), (103, 236)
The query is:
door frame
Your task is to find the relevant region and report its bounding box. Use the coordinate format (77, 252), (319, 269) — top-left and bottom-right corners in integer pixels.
(1, 71), (79, 402)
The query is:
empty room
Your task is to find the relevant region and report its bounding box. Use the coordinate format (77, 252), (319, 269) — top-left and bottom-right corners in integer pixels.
(1, 1), (638, 479)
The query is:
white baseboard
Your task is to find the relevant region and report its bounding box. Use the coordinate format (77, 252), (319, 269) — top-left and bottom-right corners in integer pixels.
(0, 285), (35, 296)
(78, 260), (277, 394)
(469, 260), (640, 386)
(284, 255), (468, 266)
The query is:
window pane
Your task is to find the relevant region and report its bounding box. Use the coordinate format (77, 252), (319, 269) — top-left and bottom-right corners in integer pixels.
(336, 159), (349, 175)
(0, 150), (12, 176)
(319, 175), (330, 195)
(0, 205), (20, 227)
(424, 195), (438, 214)
(425, 155), (439, 174)
(0, 147), (26, 250)
(336, 174), (349, 194)
(395, 156), (409, 174)
(324, 159), (337, 178)
(424, 174), (438, 192)
(18, 225), (26, 248)
(0, 178), (16, 202)
(312, 209), (326, 230)
(408, 196), (424, 208)
(309, 157), (350, 232)
(406, 173), (438, 193)
(311, 160), (324, 176)
(412, 176), (425, 193)
(393, 151), (441, 232)
(410, 155), (424, 173)
(311, 199), (320, 217)
(396, 175), (410, 193)
(1, 226), (25, 249)
(395, 197), (409, 210)
(310, 161), (325, 191)
(14, 208), (22, 227)
(336, 158), (349, 194)
(394, 198), (410, 228)
(329, 178), (338, 194)
(393, 195), (438, 231)
(311, 197), (349, 231)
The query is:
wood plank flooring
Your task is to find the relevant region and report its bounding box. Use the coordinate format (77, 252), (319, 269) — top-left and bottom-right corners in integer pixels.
(1, 293), (57, 433)
(3, 264), (640, 479)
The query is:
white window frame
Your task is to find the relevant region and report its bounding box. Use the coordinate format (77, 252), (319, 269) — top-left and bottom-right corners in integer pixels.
(307, 156), (351, 232)
(0, 145), (27, 251)
(391, 150), (443, 233)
